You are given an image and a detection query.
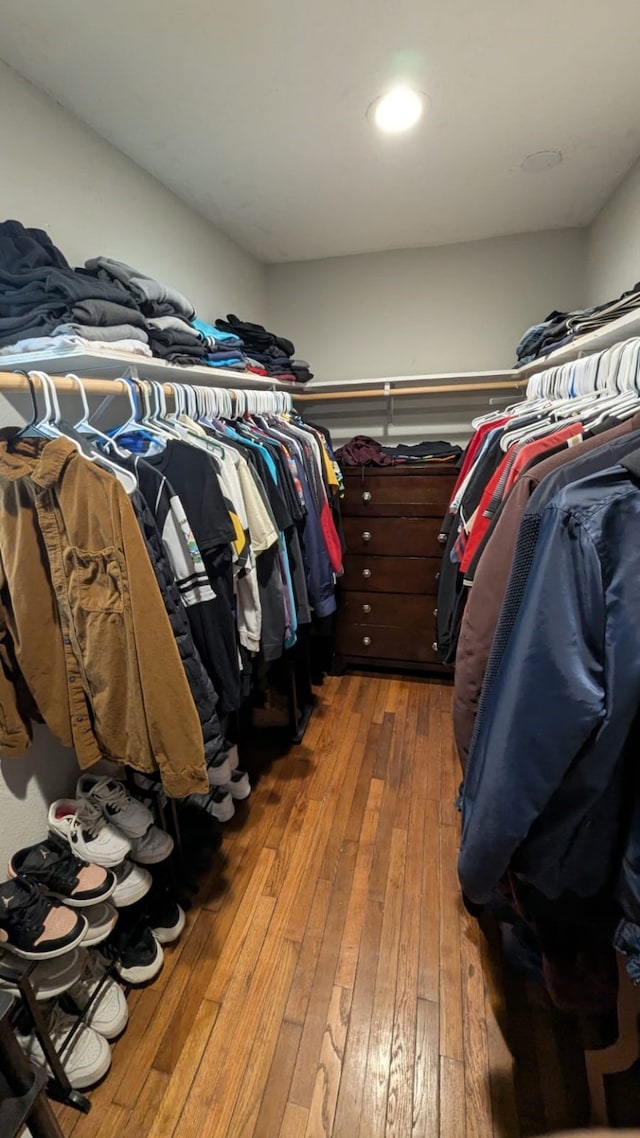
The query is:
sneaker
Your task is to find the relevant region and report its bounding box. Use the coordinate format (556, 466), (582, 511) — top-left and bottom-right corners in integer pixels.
(207, 753), (232, 786)
(76, 776), (154, 840)
(130, 826), (174, 866)
(112, 926), (164, 985)
(0, 947), (86, 1000)
(8, 840), (116, 908)
(67, 955), (128, 1039)
(227, 744), (240, 770)
(17, 1002), (111, 1090)
(82, 903), (118, 948)
(224, 770), (251, 801)
(207, 789), (235, 823)
(49, 800), (131, 868)
(111, 860), (152, 908)
(150, 903), (185, 946)
(0, 879), (87, 960)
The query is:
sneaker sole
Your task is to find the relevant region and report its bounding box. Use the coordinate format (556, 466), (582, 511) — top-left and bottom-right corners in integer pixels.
(152, 906), (186, 945)
(227, 783), (251, 801)
(0, 922), (88, 960)
(208, 800), (235, 823)
(66, 1042), (112, 1090)
(116, 941), (164, 985)
(130, 843), (174, 866)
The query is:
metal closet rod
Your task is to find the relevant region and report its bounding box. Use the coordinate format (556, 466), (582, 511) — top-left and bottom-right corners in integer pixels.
(297, 378), (524, 400)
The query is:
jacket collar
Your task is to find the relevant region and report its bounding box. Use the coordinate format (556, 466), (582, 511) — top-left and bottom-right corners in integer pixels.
(0, 430), (76, 488)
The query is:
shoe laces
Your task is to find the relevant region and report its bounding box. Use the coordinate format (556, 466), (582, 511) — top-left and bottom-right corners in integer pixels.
(2, 879), (52, 936)
(74, 952), (108, 995)
(74, 798), (106, 840)
(19, 845), (81, 895)
(47, 1002), (77, 1042)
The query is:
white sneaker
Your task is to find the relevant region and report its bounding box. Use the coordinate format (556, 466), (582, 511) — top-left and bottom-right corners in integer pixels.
(224, 770), (251, 800)
(207, 789), (235, 823)
(207, 754), (232, 786)
(17, 1002), (111, 1090)
(49, 800), (131, 868)
(81, 903), (118, 948)
(68, 955), (128, 1040)
(0, 947), (87, 1001)
(111, 860), (152, 908)
(227, 744), (240, 770)
(76, 776), (155, 840)
(130, 826), (174, 865)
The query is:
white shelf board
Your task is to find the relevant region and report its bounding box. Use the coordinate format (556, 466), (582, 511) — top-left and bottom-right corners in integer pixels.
(0, 347), (305, 392)
(517, 307), (640, 377)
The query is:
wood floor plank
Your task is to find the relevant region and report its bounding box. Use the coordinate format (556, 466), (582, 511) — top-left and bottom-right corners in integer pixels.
(373, 710), (394, 781)
(253, 1020), (303, 1138)
(461, 911), (494, 1138)
(123, 1068), (169, 1136)
(285, 876), (333, 1026)
(204, 846), (276, 1002)
(358, 826), (407, 1138)
(331, 899), (385, 1138)
(440, 1057), (466, 1138)
(304, 985), (352, 1138)
(285, 840), (357, 1029)
(334, 776), (384, 988)
(439, 821), (464, 1062)
(280, 1103), (310, 1138)
(109, 986), (163, 1109)
(418, 797), (441, 1003)
(147, 998), (220, 1138)
(412, 999), (440, 1138)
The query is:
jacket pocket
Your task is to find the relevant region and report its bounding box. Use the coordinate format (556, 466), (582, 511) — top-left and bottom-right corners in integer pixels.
(69, 547), (124, 613)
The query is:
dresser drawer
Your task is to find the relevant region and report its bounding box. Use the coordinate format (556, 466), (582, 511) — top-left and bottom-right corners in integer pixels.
(339, 591), (436, 628)
(342, 473), (454, 517)
(336, 622), (439, 664)
(340, 555), (440, 594)
(342, 516), (443, 557)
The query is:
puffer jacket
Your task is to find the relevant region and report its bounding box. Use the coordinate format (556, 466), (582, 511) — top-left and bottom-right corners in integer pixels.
(131, 490), (226, 768)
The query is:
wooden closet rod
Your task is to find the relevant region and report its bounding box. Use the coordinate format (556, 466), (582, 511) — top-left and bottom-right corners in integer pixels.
(0, 372), (133, 396)
(296, 378), (523, 401)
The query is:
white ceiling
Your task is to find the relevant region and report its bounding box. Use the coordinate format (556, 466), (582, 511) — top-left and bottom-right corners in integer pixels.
(2, 0), (640, 263)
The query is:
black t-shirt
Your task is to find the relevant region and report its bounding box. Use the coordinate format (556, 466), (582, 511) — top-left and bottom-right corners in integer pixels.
(143, 441), (235, 553)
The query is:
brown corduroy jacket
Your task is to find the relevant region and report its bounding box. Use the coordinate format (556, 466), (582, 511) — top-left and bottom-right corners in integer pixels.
(0, 432), (207, 797)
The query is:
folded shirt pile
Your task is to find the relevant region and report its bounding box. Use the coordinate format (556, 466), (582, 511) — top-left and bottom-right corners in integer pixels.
(336, 435), (461, 467)
(0, 220), (142, 349)
(515, 278), (640, 366)
(214, 314), (313, 383)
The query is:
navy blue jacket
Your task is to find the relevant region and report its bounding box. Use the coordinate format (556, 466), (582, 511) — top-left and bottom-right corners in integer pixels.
(459, 456), (640, 907)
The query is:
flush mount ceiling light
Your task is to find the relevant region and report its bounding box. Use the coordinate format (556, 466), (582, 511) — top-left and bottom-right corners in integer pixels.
(368, 86), (427, 134)
(521, 150), (563, 172)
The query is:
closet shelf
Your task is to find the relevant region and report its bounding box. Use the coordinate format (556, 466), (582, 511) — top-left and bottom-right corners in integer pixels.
(516, 307), (640, 377)
(0, 347), (307, 393)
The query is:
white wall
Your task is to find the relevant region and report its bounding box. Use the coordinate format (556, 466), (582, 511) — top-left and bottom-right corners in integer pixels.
(267, 229), (586, 382)
(586, 157), (640, 306)
(0, 60), (266, 323)
(0, 62), (267, 869)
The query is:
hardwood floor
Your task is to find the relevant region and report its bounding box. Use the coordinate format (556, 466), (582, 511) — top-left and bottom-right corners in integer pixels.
(54, 673), (589, 1138)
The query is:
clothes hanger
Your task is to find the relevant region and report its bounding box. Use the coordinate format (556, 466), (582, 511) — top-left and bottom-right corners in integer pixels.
(66, 374), (131, 458)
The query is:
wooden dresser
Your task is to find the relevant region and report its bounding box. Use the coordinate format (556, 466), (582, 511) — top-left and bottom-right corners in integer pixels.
(334, 464), (458, 673)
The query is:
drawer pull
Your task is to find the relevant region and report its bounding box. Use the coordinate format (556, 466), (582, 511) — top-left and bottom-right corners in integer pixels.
(437, 534), (447, 545)
(362, 636), (371, 647)
(432, 641), (438, 652)
(362, 491), (372, 502)
(362, 531), (371, 542)
(362, 568), (372, 579)
(362, 604), (371, 614)
(433, 607), (438, 617)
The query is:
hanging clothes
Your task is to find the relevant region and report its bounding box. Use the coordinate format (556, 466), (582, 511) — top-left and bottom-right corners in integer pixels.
(0, 430), (208, 797)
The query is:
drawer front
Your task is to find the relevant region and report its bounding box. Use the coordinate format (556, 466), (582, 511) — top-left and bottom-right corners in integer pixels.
(339, 591), (437, 629)
(340, 555), (440, 595)
(336, 622), (439, 664)
(342, 516), (443, 557)
(342, 474), (455, 517)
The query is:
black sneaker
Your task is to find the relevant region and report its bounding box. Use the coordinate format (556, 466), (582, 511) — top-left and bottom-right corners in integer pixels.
(107, 922), (164, 985)
(0, 879), (87, 960)
(8, 840), (116, 908)
(149, 898), (185, 945)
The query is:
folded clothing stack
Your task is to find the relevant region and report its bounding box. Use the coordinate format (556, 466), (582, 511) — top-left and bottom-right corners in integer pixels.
(82, 256), (204, 365)
(515, 278), (640, 366)
(0, 220), (150, 356)
(215, 313), (313, 382)
(191, 316), (246, 370)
